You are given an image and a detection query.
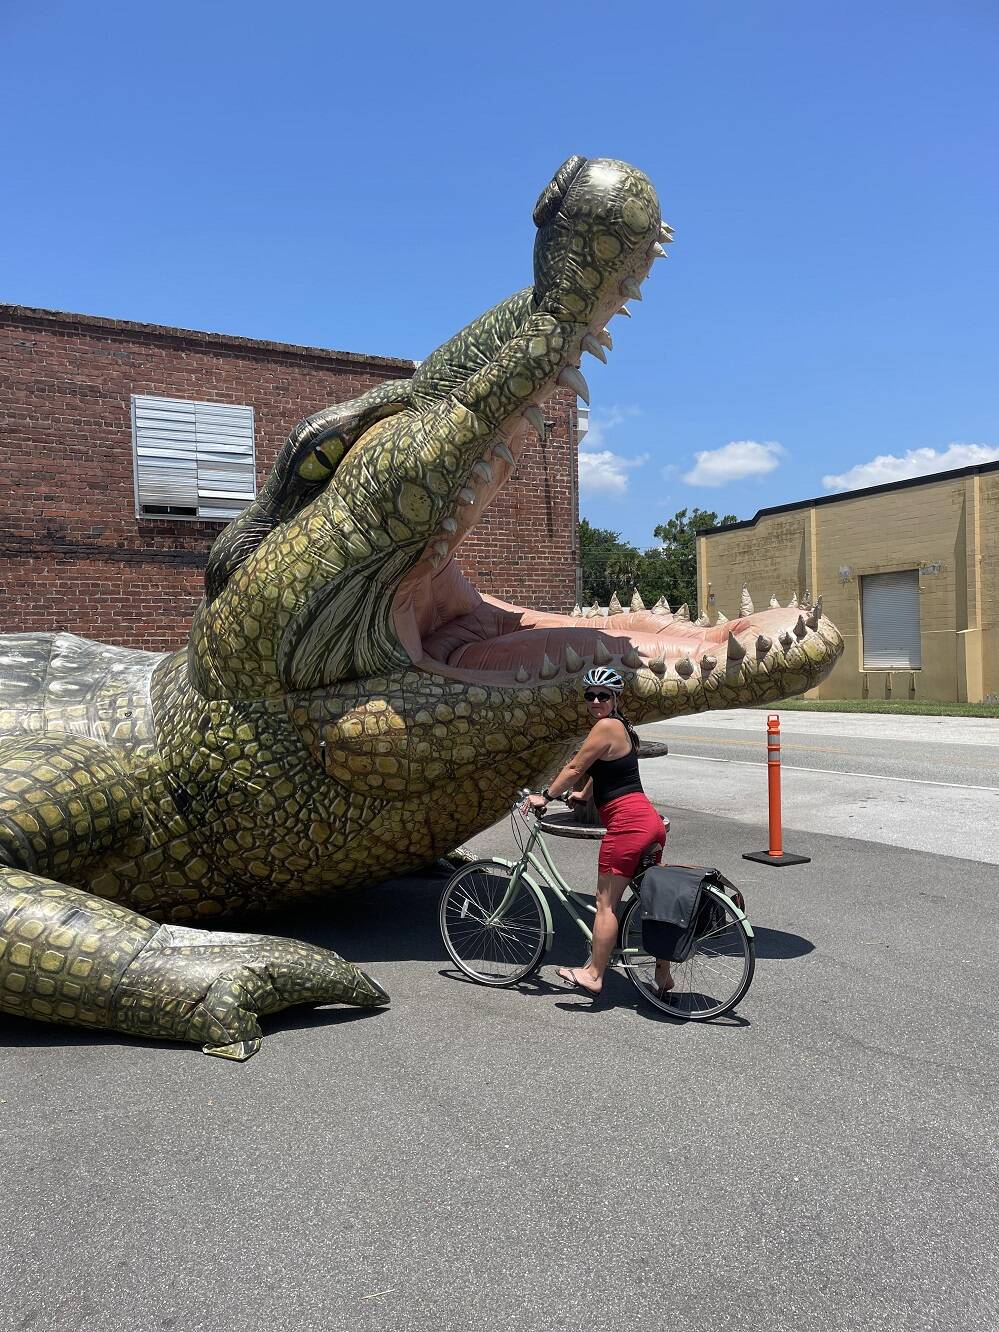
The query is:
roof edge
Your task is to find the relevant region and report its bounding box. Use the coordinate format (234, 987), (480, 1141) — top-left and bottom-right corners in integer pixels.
(701, 457), (999, 537)
(0, 303), (416, 372)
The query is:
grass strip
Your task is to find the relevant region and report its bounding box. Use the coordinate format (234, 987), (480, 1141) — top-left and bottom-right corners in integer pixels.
(758, 698), (999, 719)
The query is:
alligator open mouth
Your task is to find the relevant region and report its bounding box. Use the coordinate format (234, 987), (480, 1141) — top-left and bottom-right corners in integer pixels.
(395, 541), (831, 695)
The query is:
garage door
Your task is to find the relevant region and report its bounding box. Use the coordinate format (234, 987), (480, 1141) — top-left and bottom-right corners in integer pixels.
(861, 570), (921, 669)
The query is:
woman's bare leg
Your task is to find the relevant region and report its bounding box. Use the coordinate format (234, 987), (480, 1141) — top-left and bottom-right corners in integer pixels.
(655, 960), (674, 993)
(557, 872), (630, 994)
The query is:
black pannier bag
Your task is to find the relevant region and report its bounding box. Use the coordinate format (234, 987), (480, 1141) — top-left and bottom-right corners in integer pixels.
(638, 865), (742, 962)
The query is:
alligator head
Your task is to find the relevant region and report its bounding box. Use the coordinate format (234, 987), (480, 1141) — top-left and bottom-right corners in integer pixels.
(190, 156), (843, 815)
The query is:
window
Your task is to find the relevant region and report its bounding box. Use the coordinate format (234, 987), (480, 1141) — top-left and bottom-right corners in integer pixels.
(861, 570), (921, 669)
(131, 394), (256, 521)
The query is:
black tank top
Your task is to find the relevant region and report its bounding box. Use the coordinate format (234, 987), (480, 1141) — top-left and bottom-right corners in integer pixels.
(589, 720), (643, 807)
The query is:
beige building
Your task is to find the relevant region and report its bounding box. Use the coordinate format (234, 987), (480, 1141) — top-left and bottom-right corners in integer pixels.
(696, 460), (999, 703)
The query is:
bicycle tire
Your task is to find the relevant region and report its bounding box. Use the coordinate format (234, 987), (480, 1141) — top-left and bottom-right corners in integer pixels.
(439, 860), (548, 986)
(619, 882), (755, 1019)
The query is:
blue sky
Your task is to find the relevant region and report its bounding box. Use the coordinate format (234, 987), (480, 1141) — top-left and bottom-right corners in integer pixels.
(3, 1), (996, 546)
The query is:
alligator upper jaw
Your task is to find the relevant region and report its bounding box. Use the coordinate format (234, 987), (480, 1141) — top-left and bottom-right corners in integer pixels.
(392, 556), (840, 697)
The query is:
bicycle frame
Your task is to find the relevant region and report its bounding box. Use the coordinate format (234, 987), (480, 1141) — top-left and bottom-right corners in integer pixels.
(487, 813), (601, 946)
(483, 809), (754, 957)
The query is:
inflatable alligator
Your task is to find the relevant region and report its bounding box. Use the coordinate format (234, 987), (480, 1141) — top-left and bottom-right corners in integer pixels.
(0, 156), (843, 1057)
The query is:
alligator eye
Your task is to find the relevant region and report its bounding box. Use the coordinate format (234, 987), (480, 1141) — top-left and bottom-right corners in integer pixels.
(532, 155), (588, 227)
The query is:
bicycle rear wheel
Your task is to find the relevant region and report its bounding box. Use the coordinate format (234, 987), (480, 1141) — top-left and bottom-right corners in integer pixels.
(619, 884), (755, 1019)
(440, 860), (548, 986)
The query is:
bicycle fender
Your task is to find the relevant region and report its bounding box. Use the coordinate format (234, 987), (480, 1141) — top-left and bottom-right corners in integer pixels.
(489, 857), (555, 948)
(706, 883), (754, 936)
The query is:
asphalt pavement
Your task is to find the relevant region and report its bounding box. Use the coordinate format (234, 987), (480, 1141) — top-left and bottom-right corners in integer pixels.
(1, 717), (997, 1332)
(641, 709), (999, 865)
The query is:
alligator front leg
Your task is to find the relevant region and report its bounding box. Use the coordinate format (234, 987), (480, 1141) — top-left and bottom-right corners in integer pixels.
(0, 872), (388, 1058)
(0, 734), (388, 1057)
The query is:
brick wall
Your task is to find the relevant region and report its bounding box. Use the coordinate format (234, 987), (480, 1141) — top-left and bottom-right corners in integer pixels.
(0, 305), (579, 653)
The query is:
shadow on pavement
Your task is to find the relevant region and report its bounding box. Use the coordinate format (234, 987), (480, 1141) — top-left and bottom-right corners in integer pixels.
(751, 926), (815, 959)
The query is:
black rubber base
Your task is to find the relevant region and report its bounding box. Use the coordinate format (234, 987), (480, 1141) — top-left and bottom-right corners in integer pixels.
(742, 850), (811, 866)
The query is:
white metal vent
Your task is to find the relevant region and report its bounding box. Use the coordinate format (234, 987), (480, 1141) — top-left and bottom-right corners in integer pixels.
(861, 570), (922, 669)
(131, 395), (256, 521)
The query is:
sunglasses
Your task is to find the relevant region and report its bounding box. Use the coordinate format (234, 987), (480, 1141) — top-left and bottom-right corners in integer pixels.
(584, 691), (614, 703)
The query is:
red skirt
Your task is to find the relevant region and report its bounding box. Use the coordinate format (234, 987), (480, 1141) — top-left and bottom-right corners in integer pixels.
(597, 792), (667, 878)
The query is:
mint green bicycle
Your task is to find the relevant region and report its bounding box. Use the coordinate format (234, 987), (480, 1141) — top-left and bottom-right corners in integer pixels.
(439, 795), (756, 1020)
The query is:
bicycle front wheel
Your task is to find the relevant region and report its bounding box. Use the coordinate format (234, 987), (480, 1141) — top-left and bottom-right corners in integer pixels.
(440, 860), (548, 986)
(619, 885), (755, 1019)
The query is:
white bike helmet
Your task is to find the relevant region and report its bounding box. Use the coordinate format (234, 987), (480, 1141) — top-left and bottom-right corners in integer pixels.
(582, 665), (624, 693)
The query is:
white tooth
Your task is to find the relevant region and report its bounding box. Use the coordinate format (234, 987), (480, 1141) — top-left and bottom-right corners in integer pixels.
(433, 540), (449, 559)
(715, 610), (728, 623)
(620, 277), (643, 301)
(596, 329), (613, 349)
(769, 594), (780, 608)
(675, 603), (690, 621)
(740, 585), (755, 616)
(649, 657), (666, 675)
(564, 645), (584, 671)
(523, 406), (545, 436)
(653, 596), (671, 616)
(441, 517), (457, 534)
(515, 665), (531, 683)
(539, 654), (559, 679)
(789, 593), (799, 608)
(630, 590), (645, 612)
(622, 648), (643, 669)
(652, 243), (668, 258)
(695, 611), (710, 626)
(458, 488), (476, 504)
(557, 366), (590, 404)
(660, 222), (674, 241)
(593, 641), (612, 665)
(727, 632), (747, 662)
(472, 460), (492, 483)
(570, 604), (582, 619)
(608, 592), (624, 615)
(494, 441), (515, 465)
(617, 306), (632, 318)
(582, 333), (607, 363)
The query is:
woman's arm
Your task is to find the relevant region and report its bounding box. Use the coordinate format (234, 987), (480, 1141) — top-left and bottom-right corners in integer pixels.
(543, 723), (616, 800)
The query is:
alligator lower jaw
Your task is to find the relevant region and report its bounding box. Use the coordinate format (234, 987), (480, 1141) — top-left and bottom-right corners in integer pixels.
(392, 557), (839, 693)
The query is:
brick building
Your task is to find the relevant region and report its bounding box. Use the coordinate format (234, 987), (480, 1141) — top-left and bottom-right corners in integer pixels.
(1, 305), (580, 653)
(696, 461), (999, 703)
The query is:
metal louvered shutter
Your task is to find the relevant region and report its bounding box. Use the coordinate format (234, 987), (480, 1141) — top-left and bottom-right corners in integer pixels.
(132, 394), (256, 521)
(861, 570), (922, 669)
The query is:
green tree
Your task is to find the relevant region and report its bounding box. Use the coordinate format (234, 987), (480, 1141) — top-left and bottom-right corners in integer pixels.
(578, 518), (640, 606)
(648, 507), (738, 610)
(578, 509), (737, 610)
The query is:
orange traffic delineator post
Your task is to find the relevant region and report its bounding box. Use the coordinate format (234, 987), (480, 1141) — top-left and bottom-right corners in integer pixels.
(742, 713), (810, 867)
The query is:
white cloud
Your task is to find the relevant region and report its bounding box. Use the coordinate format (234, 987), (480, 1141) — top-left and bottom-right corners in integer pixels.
(823, 443), (999, 493)
(579, 449), (649, 497)
(683, 440), (785, 487)
(583, 404), (640, 449)
(578, 405), (646, 497)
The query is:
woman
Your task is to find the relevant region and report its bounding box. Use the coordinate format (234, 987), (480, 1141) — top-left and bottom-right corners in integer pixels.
(521, 666), (670, 997)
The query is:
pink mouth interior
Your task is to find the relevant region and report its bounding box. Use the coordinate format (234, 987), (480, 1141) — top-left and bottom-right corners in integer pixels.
(392, 559), (763, 683)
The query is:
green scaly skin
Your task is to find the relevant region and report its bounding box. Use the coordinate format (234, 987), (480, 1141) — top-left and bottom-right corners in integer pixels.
(0, 157), (843, 1058)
